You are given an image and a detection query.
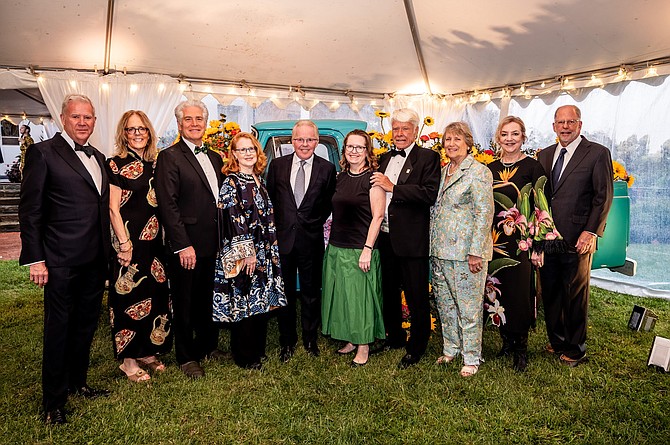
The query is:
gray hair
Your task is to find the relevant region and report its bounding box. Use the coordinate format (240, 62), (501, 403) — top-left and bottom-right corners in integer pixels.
(292, 119), (319, 138)
(175, 100), (209, 123)
(554, 105), (581, 120)
(391, 108), (419, 128)
(61, 94), (95, 115)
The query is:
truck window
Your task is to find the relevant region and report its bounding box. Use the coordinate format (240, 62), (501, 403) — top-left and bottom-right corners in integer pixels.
(265, 135), (341, 169)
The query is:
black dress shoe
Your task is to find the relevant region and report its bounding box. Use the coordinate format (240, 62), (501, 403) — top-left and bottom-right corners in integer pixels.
(180, 361), (205, 379)
(513, 351), (528, 372)
(279, 345), (295, 363)
(44, 408), (67, 425)
(206, 349), (231, 361)
(398, 353), (421, 369)
(304, 342), (320, 357)
(370, 341), (405, 355)
(69, 385), (110, 399)
(242, 361), (263, 370)
(350, 360), (367, 368)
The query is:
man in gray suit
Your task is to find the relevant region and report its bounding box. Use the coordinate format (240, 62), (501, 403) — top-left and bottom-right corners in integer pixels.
(536, 105), (613, 367)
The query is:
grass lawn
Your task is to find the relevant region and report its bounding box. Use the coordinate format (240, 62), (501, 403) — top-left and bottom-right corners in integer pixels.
(1, 260), (669, 444)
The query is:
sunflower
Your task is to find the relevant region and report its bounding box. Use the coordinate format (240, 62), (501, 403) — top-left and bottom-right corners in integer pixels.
(424, 116), (434, 126)
(375, 110), (390, 118)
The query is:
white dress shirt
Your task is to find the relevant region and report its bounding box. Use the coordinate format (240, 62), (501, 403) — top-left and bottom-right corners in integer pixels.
(552, 135), (582, 181)
(184, 139), (219, 201)
(290, 153), (314, 193)
(61, 132), (102, 194)
(381, 145), (414, 232)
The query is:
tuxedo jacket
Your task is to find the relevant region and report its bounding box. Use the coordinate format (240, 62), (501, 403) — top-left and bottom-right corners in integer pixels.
(378, 144), (441, 257)
(19, 133), (110, 267)
(537, 136), (613, 247)
(266, 154), (336, 255)
(155, 140), (223, 258)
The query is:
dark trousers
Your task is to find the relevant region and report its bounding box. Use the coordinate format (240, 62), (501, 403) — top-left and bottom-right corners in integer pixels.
(168, 256), (218, 364)
(230, 313), (269, 367)
(277, 244), (324, 348)
(42, 259), (106, 411)
(378, 232), (431, 357)
(540, 252), (592, 359)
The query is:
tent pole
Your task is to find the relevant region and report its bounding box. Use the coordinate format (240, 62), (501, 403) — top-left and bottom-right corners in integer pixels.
(103, 0), (115, 74)
(403, 0), (432, 95)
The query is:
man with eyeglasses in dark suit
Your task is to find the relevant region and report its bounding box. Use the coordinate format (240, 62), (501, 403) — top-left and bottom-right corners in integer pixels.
(267, 120), (336, 362)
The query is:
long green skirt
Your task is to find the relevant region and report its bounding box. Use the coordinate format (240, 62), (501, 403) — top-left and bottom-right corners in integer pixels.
(321, 244), (385, 344)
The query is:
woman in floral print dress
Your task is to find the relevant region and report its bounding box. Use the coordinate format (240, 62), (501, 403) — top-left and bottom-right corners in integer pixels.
(107, 110), (172, 382)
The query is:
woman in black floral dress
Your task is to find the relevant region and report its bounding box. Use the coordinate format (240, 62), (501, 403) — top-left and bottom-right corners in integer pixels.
(107, 110), (172, 382)
(213, 132), (287, 370)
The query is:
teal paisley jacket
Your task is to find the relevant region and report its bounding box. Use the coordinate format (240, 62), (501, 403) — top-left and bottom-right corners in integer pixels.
(430, 155), (494, 261)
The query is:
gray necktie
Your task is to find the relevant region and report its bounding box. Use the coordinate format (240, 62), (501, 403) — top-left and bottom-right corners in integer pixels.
(294, 160), (306, 207)
(552, 147), (567, 188)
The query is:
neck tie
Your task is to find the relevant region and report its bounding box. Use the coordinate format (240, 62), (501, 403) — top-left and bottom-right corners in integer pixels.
(194, 145), (207, 155)
(552, 147), (568, 188)
(294, 160), (306, 207)
(74, 143), (93, 158)
(390, 149), (406, 158)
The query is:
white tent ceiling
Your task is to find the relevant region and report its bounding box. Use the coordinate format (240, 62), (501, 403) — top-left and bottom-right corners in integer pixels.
(2, 0), (670, 100)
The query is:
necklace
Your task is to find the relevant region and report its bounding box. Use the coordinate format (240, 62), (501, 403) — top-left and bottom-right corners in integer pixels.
(347, 167), (369, 177)
(446, 162), (459, 177)
(500, 155), (525, 168)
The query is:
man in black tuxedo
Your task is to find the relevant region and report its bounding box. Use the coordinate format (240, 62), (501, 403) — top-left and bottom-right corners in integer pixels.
(19, 94), (110, 425)
(155, 100), (224, 378)
(536, 105), (613, 367)
(370, 108), (441, 369)
(266, 120), (336, 361)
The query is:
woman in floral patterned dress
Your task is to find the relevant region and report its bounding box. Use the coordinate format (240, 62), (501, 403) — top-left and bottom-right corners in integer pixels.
(213, 132), (287, 370)
(487, 116), (545, 372)
(107, 111), (172, 382)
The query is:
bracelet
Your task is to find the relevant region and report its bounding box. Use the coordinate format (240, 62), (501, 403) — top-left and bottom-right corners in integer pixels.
(119, 239), (129, 245)
(119, 240), (133, 252)
(364, 244), (373, 250)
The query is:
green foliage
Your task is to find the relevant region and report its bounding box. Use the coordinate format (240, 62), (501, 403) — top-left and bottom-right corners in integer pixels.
(1, 261), (669, 444)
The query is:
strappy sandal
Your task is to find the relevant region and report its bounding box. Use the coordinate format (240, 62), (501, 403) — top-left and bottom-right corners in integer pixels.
(138, 357), (166, 373)
(460, 365), (479, 377)
(119, 365), (151, 382)
(436, 355), (455, 365)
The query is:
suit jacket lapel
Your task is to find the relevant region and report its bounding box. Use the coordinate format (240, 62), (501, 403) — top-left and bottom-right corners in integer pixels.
(206, 150), (223, 189)
(378, 152), (391, 174)
(556, 138), (589, 191)
(52, 135), (98, 192)
(440, 155), (470, 195)
(396, 145), (417, 185)
(540, 145), (557, 176)
(180, 142), (213, 194)
(93, 149), (109, 197)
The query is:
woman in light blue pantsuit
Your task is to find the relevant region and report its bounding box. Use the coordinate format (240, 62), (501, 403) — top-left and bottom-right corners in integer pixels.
(430, 122), (493, 377)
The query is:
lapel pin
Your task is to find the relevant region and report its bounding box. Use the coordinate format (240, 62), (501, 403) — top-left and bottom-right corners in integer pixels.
(406, 169), (411, 174)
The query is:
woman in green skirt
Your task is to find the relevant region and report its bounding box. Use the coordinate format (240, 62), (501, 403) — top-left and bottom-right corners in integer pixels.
(321, 130), (386, 367)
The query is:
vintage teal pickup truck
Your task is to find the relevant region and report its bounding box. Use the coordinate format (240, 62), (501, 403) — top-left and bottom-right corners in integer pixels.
(251, 119), (633, 275)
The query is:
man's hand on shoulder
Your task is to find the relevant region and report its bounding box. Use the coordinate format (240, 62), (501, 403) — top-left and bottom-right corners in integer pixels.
(29, 261), (48, 287)
(370, 172), (394, 193)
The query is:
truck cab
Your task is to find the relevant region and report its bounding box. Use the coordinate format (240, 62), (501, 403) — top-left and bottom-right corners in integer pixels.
(251, 119), (367, 173)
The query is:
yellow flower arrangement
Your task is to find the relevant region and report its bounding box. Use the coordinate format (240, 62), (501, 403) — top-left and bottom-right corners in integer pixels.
(471, 143), (496, 165)
(375, 110), (390, 119)
(612, 160), (634, 187)
(202, 114), (241, 156)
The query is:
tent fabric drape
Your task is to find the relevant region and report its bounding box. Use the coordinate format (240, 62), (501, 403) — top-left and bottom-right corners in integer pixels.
(37, 71), (183, 156)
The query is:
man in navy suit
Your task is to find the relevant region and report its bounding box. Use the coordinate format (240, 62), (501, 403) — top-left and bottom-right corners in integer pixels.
(371, 108), (441, 369)
(155, 100), (224, 379)
(266, 120), (336, 361)
(536, 105), (613, 367)
(20, 94), (111, 425)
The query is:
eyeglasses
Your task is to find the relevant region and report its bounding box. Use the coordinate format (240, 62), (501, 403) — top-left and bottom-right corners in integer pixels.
(293, 138), (318, 145)
(234, 147), (256, 154)
(345, 145), (366, 153)
(124, 126), (149, 135)
(554, 119), (580, 126)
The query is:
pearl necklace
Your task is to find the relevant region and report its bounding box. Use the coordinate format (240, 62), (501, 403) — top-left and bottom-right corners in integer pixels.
(500, 155), (525, 168)
(446, 162), (459, 177)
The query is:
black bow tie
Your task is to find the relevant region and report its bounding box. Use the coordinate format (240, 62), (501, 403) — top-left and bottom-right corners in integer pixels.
(74, 143), (93, 158)
(390, 149), (406, 158)
(194, 146), (208, 155)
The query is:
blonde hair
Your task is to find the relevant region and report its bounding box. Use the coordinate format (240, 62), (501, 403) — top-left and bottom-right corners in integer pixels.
(442, 121), (474, 149)
(113, 110), (158, 161)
